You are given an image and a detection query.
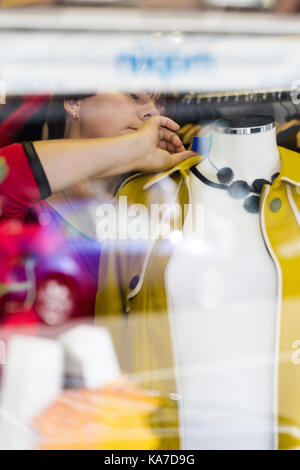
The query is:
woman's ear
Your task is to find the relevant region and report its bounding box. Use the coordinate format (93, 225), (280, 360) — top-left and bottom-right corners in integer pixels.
(64, 99), (80, 120)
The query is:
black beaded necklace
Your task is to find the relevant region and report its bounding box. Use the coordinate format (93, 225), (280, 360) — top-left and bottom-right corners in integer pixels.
(191, 165), (279, 214)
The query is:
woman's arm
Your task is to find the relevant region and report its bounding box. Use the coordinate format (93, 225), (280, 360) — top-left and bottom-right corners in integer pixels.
(34, 116), (197, 194)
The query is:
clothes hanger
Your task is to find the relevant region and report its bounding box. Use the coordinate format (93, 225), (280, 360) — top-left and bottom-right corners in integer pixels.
(287, 102), (300, 121)
(280, 101), (292, 122)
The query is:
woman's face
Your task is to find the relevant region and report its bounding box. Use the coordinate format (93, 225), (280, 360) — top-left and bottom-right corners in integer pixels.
(76, 92), (163, 138)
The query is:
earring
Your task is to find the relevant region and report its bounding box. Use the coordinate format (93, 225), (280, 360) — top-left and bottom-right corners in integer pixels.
(73, 109), (79, 120)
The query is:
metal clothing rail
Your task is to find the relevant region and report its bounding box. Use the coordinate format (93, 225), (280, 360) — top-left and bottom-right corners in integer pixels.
(180, 88), (293, 105)
(173, 88), (300, 124)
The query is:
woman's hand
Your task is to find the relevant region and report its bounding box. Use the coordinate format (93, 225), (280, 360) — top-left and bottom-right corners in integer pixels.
(34, 115), (199, 194)
(135, 115), (198, 173)
(139, 115), (185, 153)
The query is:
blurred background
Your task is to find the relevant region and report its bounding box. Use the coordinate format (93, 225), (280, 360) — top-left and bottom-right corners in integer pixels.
(0, 0), (300, 451)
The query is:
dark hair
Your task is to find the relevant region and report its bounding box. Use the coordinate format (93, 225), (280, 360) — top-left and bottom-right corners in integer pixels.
(46, 94), (95, 139)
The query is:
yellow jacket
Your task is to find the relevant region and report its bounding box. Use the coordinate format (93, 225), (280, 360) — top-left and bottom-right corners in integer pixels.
(95, 147), (300, 450)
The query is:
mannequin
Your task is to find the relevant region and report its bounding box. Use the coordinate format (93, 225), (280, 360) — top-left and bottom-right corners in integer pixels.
(166, 115), (281, 449)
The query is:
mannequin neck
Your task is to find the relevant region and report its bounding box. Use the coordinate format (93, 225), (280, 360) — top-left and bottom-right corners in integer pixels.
(207, 127), (280, 183)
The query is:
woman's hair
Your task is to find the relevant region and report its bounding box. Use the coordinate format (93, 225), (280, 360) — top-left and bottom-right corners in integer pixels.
(46, 94), (95, 139)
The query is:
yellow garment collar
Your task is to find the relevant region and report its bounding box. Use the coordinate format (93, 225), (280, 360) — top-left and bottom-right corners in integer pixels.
(119, 146), (300, 193)
(144, 146), (300, 191)
(276, 146), (300, 188)
(142, 156), (201, 190)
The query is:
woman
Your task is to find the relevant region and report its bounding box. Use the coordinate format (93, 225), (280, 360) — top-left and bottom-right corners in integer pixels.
(44, 92), (184, 231)
(0, 91), (196, 325)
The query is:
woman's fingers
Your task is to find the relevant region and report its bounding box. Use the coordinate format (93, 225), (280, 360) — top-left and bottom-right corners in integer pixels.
(158, 141), (167, 151)
(139, 147), (199, 173)
(150, 115), (180, 132)
(158, 128), (184, 150)
(158, 140), (179, 153)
